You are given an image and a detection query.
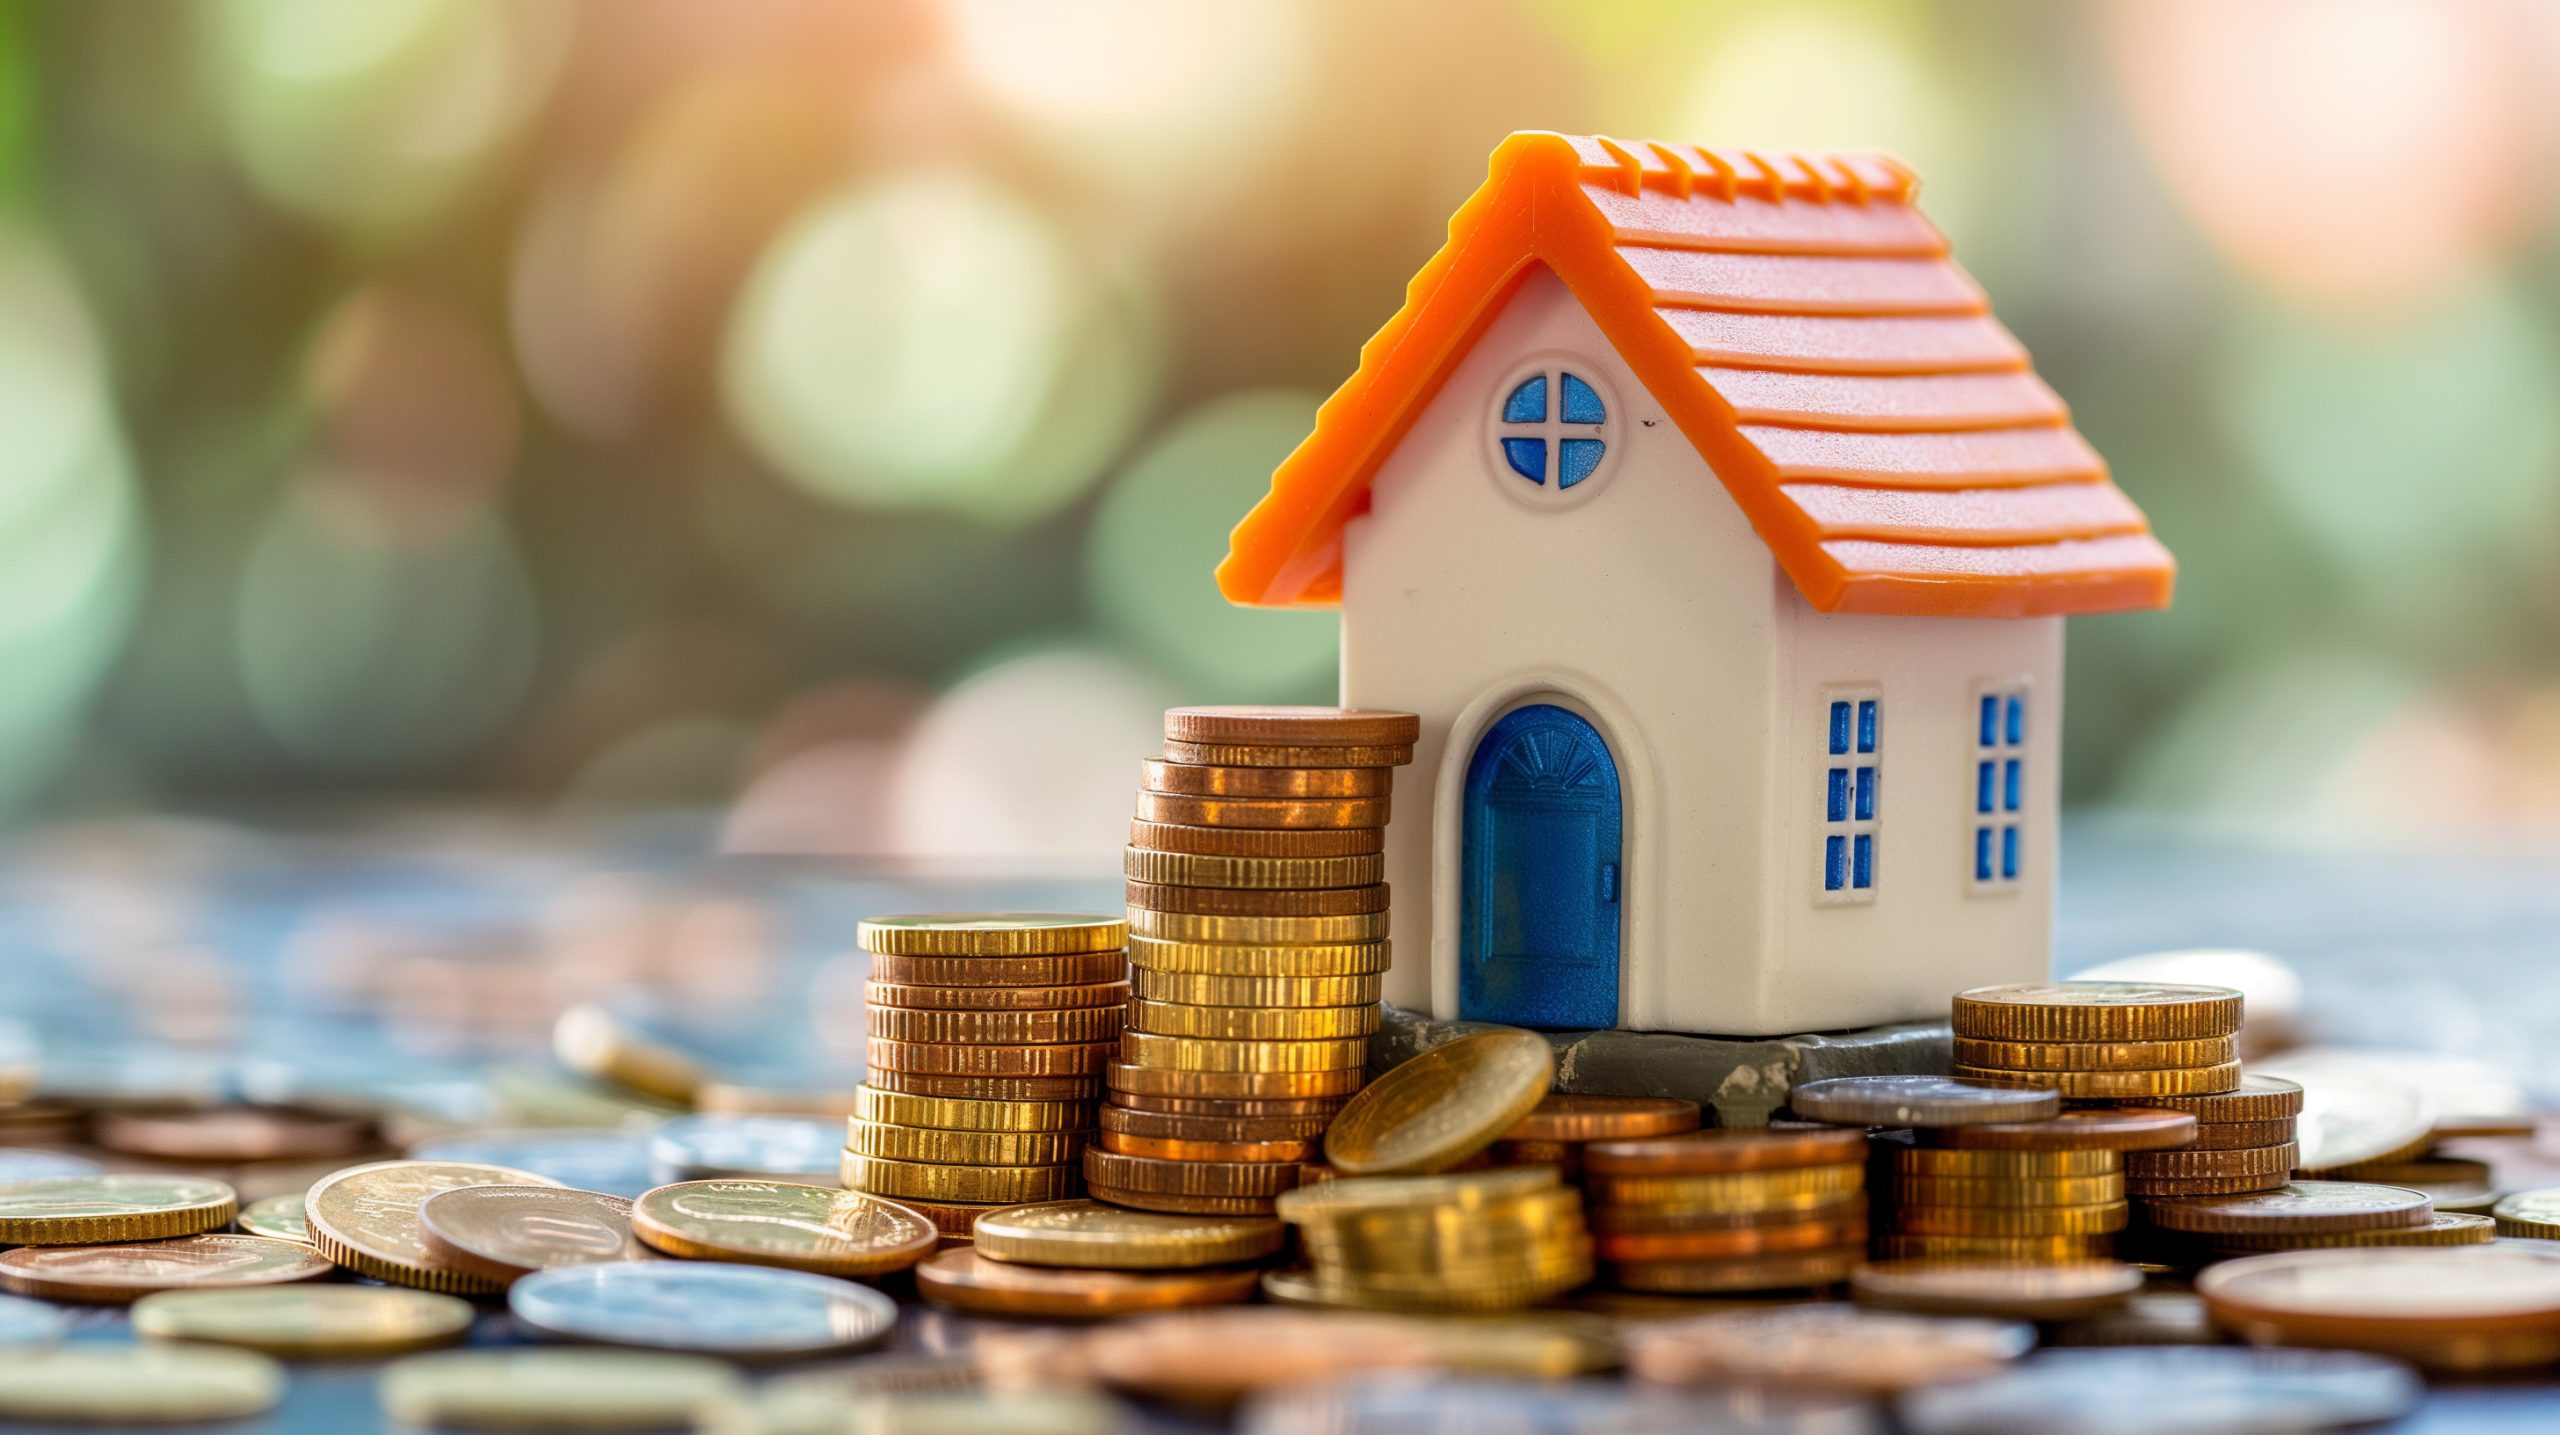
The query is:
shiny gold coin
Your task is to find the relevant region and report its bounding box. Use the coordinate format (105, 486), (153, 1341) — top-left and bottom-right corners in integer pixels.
(1848, 1259), (2143, 1319)
(856, 912), (1127, 957)
(381, 1350), (741, 1431)
(2213, 1212), (2495, 1250)
(630, 1179), (937, 1277)
(894, 1198), (1005, 1237)
(916, 1246), (1258, 1319)
(861, 1069), (1097, 1101)
(1586, 1127), (1868, 1176)
(2143, 1181), (2433, 1236)
(866, 1037), (1112, 1078)
(1107, 1062), (1364, 1100)
(1933, 1107), (2198, 1152)
(417, 1187), (644, 1287)
(1587, 1193), (1867, 1236)
(1130, 819), (1386, 858)
(234, 1194), (309, 1245)
(1284, 1170), (1568, 1222)
(839, 1154), (1078, 1205)
(1123, 846), (1384, 891)
(2123, 1072), (2306, 1122)
(1135, 791), (1391, 830)
(1890, 1146), (2122, 1178)
(1141, 759), (1392, 798)
(851, 1085), (1091, 1134)
(1587, 1164), (1867, 1212)
(1888, 1173), (2126, 1207)
(1101, 1105), (1330, 1144)
(1291, 1187), (1584, 1252)
(846, 1121), (1086, 1166)
(1951, 982), (2246, 1042)
(1951, 1061), (2243, 1099)
(133, 1285), (475, 1358)
(305, 1160), (565, 1295)
(1130, 969), (1383, 1008)
(1096, 1130), (1316, 1164)
(2182, 1117), (2299, 1151)
(862, 979), (1127, 1012)
(2124, 1142), (2298, 1179)
(1600, 1245), (1865, 1294)
(1951, 1036), (2237, 1071)
(1893, 1202), (2129, 1238)
(1127, 999), (1378, 1042)
(0, 1175), (238, 1245)
(867, 949), (1128, 988)
(1324, 1029), (1553, 1177)
(1873, 1233), (2115, 1262)
(1088, 1182), (1280, 1216)
(971, 1199), (1285, 1270)
(1504, 1095), (1701, 1145)
(1126, 908), (1392, 945)
(1120, 1031), (1368, 1074)
(1164, 706), (1420, 748)
(866, 1004), (1122, 1045)
(1084, 1149), (1305, 1199)
(550, 1004), (704, 1105)
(1161, 739), (1414, 769)
(1109, 1089), (1347, 1119)
(0, 1346), (285, 1424)
(1125, 881), (1390, 918)
(1126, 935), (1390, 977)
(0, 1234), (331, 1303)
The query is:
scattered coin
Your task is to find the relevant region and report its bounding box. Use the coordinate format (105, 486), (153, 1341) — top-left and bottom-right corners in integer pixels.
(407, 1129), (658, 1199)
(630, 1180), (937, 1277)
(1899, 1346), (2423, 1435)
(1849, 1260), (2142, 1320)
(1790, 1076), (2059, 1128)
(648, 1114), (844, 1185)
(552, 1004), (706, 1105)
(133, 1285), (476, 1358)
(1626, 1305), (2033, 1393)
(916, 1247), (1260, 1319)
(0, 1233), (331, 1303)
(2247, 1055), (2435, 1171)
(1936, 1107), (2197, 1151)
(95, 1105), (376, 1163)
(511, 1261), (899, 1356)
(2197, 1245), (2560, 1370)
(305, 1160), (564, 1294)
(855, 913), (1127, 957)
(0, 1174), (237, 1245)
(969, 1200), (1285, 1270)
(0, 1345), (285, 1424)
(1086, 1308), (1440, 1409)
(1325, 1029), (1554, 1175)
(381, 1349), (741, 1431)
(2142, 1181), (2432, 1236)
(418, 1185), (645, 1287)
(234, 1193), (309, 1244)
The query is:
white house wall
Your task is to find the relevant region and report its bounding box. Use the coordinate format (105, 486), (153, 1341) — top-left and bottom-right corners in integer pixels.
(1338, 266), (1784, 1034)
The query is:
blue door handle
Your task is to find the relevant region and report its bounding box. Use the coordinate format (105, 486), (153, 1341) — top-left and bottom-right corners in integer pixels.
(1599, 862), (1619, 904)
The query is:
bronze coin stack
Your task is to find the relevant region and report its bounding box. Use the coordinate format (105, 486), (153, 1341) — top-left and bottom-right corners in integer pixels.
(2119, 1074), (2304, 1203)
(1089, 705), (1417, 1216)
(1949, 982), (2245, 1104)
(1270, 1167), (1591, 1312)
(843, 914), (1129, 1241)
(1582, 1127), (1871, 1292)
(1870, 1128), (2126, 1263)
(1489, 1094), (1703, 1178)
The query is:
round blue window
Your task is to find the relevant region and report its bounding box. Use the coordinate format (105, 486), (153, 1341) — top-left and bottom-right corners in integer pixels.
(1495, 370), (1607, 489)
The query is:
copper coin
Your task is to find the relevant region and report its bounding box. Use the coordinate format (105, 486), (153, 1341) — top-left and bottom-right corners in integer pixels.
(1129, 820), (1383, 859)
(861, 1069), (1099, 1102)
(0, 1235), (330, 1304)
(855, 914), (1125, 958)
(1594, 1211), (1866, 1263)
(306, 1161), (566, 1295)
(1625, 1304), (2033, 1392)
(1160, 739), (1413, 769)
(2090, 1072), (2304, 1122)
(631, 1181), (937, 1278)
(1850, 1259), (2143, 1320)
(1084, 1149), (1305, 1199)
(1135, 793), (1388, 830)
(96, 1107), (376, 1164)
(1122, 847), (1384, 892)
(1951, 1036), (2239, 1072)
(1106, 1062), (1363, 1101)
(417, 1187), (645, 1287)
(1936, 1107), (2198, 1151)
(2143, 1182), (2431, 1236)
(1100, 1106), (1332, 1144)
(1162, 707), (1420, 748)
(1086, 1183), (1279, 1217)
(862, 980), (1127, 1012)
(1789, 1076), (2059, 1128)
(1129, 969), (1383, 1008)
(864, 1037), (1112, 1078)
(1585, 1127), (1868, 1177)
(866, 950), (1127, 988)
(915, 1247), (1257, 1319)
(1096, 1131), (1317, 1164)
(2125, 1171), (2291, 1197)
(2187, 1118), (2301, 1151)
(1503, 1095), (1701, 1145)
(2123, 1142), (2299, 1179)
(1108, 1090), (1347, 1119)
(1123, 881), (1389, 917)
(1126, 936), (1390, 978)
(866, 1006), (1121, 1045)
(1600, 1245), (1865, 1295)
(2197, 1245), (2560, 1339)
(1141, 760), (1390, 798)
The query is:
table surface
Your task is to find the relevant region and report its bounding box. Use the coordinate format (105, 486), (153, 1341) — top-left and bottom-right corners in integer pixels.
(1, 811), (2556, 1432)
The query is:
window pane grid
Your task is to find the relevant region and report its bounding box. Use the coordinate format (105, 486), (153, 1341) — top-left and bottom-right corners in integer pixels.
(1970, 682), (2026, 893)
(1820, 690), (1880, 903)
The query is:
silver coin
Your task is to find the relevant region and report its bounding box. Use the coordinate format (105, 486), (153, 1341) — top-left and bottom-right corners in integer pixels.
(1788, 1076), (2059, 1128)
(0, 1151), (102, 1182)
(1899, 1347), (2422, 1435)
(0, 1294), (65, 1349)
(408, 1129), (658, 1199)
(1243, 1374), (1879, 1435)
(647, 1115), (843, 1185)
(509, 1261), (897, 1356)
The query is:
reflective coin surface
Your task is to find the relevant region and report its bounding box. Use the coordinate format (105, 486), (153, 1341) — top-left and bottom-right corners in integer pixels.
(418, 1185), (645, 1286)
(1900, 1346), (2423, 1435)
(0, 1174), (238, 1245)
(305, 1160), (565, 1293)
(648, 1114), (844, 1184)
(629, 1180), (937, 1277)
(1324, 1030), (1554, 1176)
(234, 1194), (309, 1245)
(133, 1286), (477, 1358)
(381, 1349), (741, 1430)
(0, 1345), (285, 1424)
(0, 1234), (331, 1303)
(509, 1261), (899, 1355)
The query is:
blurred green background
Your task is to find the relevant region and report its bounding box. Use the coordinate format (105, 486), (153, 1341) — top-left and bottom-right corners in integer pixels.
(2, 0), (2556, 858)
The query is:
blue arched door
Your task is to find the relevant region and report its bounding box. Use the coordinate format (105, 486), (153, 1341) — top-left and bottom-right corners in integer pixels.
(1460, 704), (1622, 1029)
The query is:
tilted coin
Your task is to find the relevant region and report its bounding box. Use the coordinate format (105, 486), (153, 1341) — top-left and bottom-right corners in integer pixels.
(1106, 1061), (1366, 1100)
(1127, 908), (1391, 945)
(408, 1129), (657, 1199)
(1950, 1061), (2242, 1100)
(2246, 1055), (2435, 1171)
(134, 1286), (476, 1358)
(2196, 1246), (2560, 1369)
(856, 913), (1126, 958)
(95, 1105), (376, 1163)
(0, 1294), (63, 1350)
(1122, 847), (1384, 891)
(551, 1004), (705, 1105)
(1949, 1036), (2237, 1072)
(1085, 1308), (1440, 1408)
(631, 1180), (936, 1277)
(0, 1234), (330, 1303)
(381, 1349), (740, 1431)
(234, 1193), (309, 1244)
(2212, 1212), (2494, 1250)
(847, 1121), (1086, 1166)
(853, 1084), (1089, 1133)
(1125, 935), (1391, 977)
(1129, 969), (1384, 1008)
(1125, 880), (1390, 918)
(2123, 1071), (2306, 1122)
(970, 1200), (1285, 1270)
(868, 949), (1128, 987)
(1789, 1076), (2059, 1128)
(1128, 999), (1377, 1043)
(1324, 1029), (1553, 1176)
(1585, 1126), (1868, 1176)
(649, 1113), (845, 1185)
(512, 1261), (898, 1355)
(1951, 983), (2245, 1043)
(843, 1154), (1080, 1206)
(2143, 1181), (2431, 1235)
(867, 1036), (1113, 1078)
(1129, 819), (1386, 859)
(1899, 1347), (2422, 1435)
(1936, 1107), (2197, 1151)
(1140, 759), (1392, 798)
(0, 1345), (284, 1424)
(862, 978), (1127, 1011)
(417, 1186), (645, 1287)
(1625, 1304), (2033, 1393)
(1849, 1260), (2141, 1320)
(1502, 1095), (1701, 1144)
(1162, 706), (1421, 748)
(0, 1174), (237, 1245)
(305, 1160), (566, 1294)
(1157, 739), (1413, 769)
(915, 1247), (1258, 1319)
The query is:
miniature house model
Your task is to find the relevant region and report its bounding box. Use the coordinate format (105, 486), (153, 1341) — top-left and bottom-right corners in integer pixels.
(1219, 133), (2175, 1039)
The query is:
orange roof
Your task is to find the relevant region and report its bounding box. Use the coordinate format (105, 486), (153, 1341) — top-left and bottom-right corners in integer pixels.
(1218, 132), (2175, 618)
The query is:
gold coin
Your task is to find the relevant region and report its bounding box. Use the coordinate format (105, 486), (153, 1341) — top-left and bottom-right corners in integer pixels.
(862, 1069), (1097, 1101)
(1120, 1032), (1368, 1074)
(629, 1179), (937, 1277)
(1951, 1036), (2237, 1071)
(1587, 1192), (1866, 1236)
(0, 1346), (284, 1424)
(550, 1004), (704, 1105)
(1591, 1211), (1867, 1264)
(862, 979), (1127, 1012)
(1123, 846), (1385, 891)
(1950, 1062), (2243, 1099)
(1109, 1089), (1348, 1118)
(2124, 1072), (2306, 1122)
(234, 1194), (310, 1245)
(2495, 1188), (2560, 1239)
(1101, 1105), (1331, 1144)
(894, 1198), (1006, 1237)
(416, 1187), (646, 1287)
(0, 1234), (332, 1303)
(1324, 1029), (1553, 1177)
(855, 913), (1127, 958)
(846, 1121), (1087, 1166)
(1888, 1146), (2122, 1178)
(1887, 1173), (2126, 1207)
(866, 1004), (1123, 1045)
(1130, 819), (1386, 858)
(1893, 1202), (2128, 1238)
(1872, 1233), (2116, 1262)
(971, 1199), (1285, 1270)
(2214, 1212), (2494, 1250)
(1292, 1187), (1584, 1253)
(1127, 909), (1392, 945)
(1096, 1130), (1316, 1164)
(916, 1246), (1258, 1319)
(133, 1286), (475, 1358)
(305, 1160), (565, 1294)
(2124, 1142), (2299, 1179)
(1124, 881), (1390, 918)
(1127, 935), (1391, 978)
(0, 1175), (238, 1245)
(1504, 1095), (1701, 1144)
(1130, 969), (1384, 1008)
(866, 1037), (1112, 1078)
(2143, 1181), (2433, 1236)
(1127, 999), (1379, 1042)
(1084, 1149), (1306, 1199)
(1164, 707), (1420, 748)
(851, 1085), (1090, 1134)
(1587, 1164), (1866, 1211)
(867, 949), (1128, 988)
(2124, 1171), (2292, 1197)
(1848, 1259), (2143, 1320)
(840, 1154), (1079, 1205)
(1141, 759), (1392, 798)
(1261, 1265), (1585, 1312)
(2185, 1118), (2301, 1151)
(1161, 739), (1414, 768)
(1088, 1182), (1282, 1216)
(1600, 1246), (1865, 1294)
(1951, 983), (2245, 1042)
(1278, 1168), (1558, 1223)
(1586, 1127), (1868, 1176)
(1933, 1108), (2199, 1152)
(380, 1350), (740, 1431)
(1107, 1062), (1364, 1100)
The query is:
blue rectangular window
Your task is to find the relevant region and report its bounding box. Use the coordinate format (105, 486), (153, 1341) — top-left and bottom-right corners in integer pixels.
(1820, 692), (1880, 902)
(1856, 700), (1878, 754)
(1825, 835), (1846, 891)
(1854, 766), (1876, 822)
(1979, 695), (1999, 748)
(1976, 761), (1995, 815)
(1974, 826), (1993, 881)
(2006, 695), (2025, 746)
(2003, 759), (2022, 813)
(1971, 685), (2027, 890)
(1852, 834), (1873, 889)
(1827, 768), (1848, 822)
(1828, 702), (1851, 756)
(2001, 825), (2019, 880)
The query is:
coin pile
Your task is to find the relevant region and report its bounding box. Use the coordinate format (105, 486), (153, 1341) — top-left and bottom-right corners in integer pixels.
(843, 914), (1129, 1240)
(1271, 1168), (1590, 1311)
(2119, 1074), (2303, 1205)
(1872, 1130), (2126, 1264)
(1950, 981), (2245, 1101)
(1093, 706), (1416, 1217)
(1583, 1127), (1870, 1292)
(2146, 1179), (2484, 1263)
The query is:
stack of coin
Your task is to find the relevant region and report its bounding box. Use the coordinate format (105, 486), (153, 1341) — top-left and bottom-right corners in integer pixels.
(844, 915), (1128, 1240)
(1871, 1130), (2126, 1264)
(2119, 1074), (2304, 1204)
(1270, 1168), (1590, 1311)
(1950, 982), (2246, 1102)
(1583, 1127), (1870, 1292)
(1489, 1096), (1701, 1177)
(2148, 1180), (2481, 1261)
(1094, 707), (1416, 1217)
